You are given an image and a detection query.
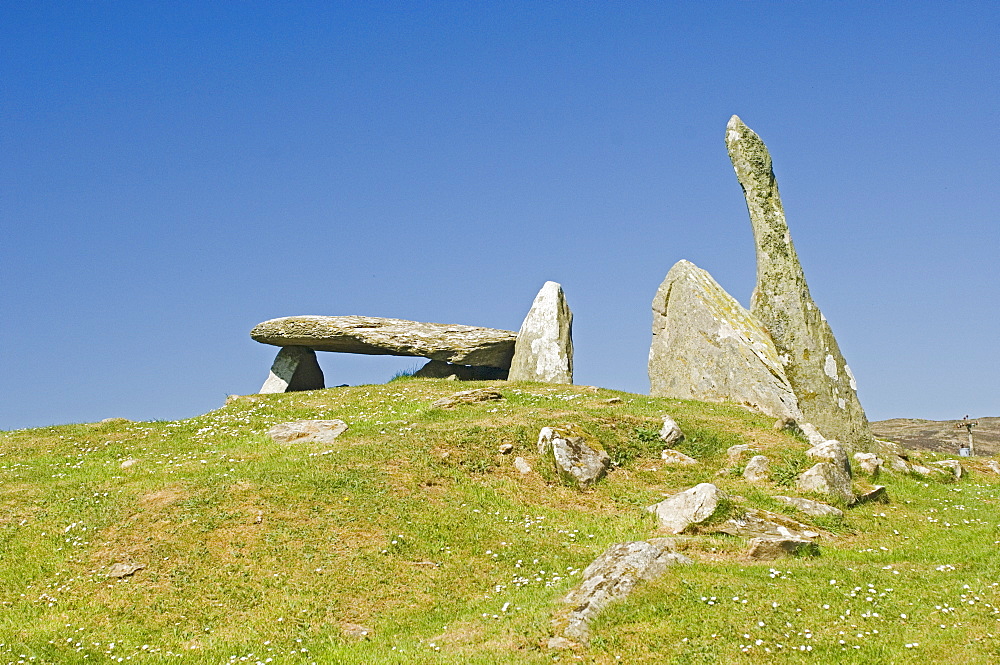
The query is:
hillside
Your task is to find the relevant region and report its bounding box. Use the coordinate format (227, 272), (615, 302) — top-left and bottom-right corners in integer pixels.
(872, 417), (1000, 456)
(3, 380), (1000, 663)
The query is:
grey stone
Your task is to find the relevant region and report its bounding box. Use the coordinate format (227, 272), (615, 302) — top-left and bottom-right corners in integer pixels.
(430, 388), (504, 409)
(853, 452), (883, 477)
(251, 315), (516, 368)
(716, 508), (820, 540)
(725, 115), (872, 449)
(259, 346), (325, 394)
(727, 444), (759, 461)
(537, 426), (610, 488)
(554, 539), (692, 644)
(514, 456), (532, 474)
(267, 419), (348, 445)
(508, 281), (573, 383)
(773, 495), (844, 518)
(797, 462), (854, 504)
(933, 460), (964, 479)
(659, 415), (684, 446)
(743, 455), (771, 482)
(649, 260), (801, 420)
(647, 483), (728, 534)
(747, 537), (819, 560)
(412, 360), (508, 380)
(108, 562), (145, 579)
(806, 440), (852, 477)
(660, 449), (698, 466)
(855, 485), (888, 504)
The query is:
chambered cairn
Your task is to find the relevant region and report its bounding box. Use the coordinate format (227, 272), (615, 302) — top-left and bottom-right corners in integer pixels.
(650, 115), (872, 449)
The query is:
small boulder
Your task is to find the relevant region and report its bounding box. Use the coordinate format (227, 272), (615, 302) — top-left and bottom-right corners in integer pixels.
(806, 440), (852, 477)
(747, 537), (819, 560)
(431, 388), (504, 408)
(727, 444), (758, 461)
(855, 485), (888, 504)
(853, 452), (883, 477)
(267, 420), (348, 445)
(773, 495), (844, 518)
(660, 449), (697, 466)
(659, 415), (684, 446)
(108, 562), (146, 579)
(797, 462), (854, 504)
(537, 426), (610, 489)
(986, 460), (1000, 475)
(119, 458), (140, 470)
(743, 455), (771, 482)
(514, 457), (532, 474)
(933, 460), (964, 479)
(647, 483), (728, 533)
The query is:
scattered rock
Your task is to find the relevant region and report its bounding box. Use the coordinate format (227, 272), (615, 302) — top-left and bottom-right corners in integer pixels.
(853, 452), (883, 477)
(647, 483), (728, 534)
(267, 420), (349, 445)
(797, 462), (854, 504)
(498, 443), (514, 455)
(537, 426), (611, 488)
(727, 444), (759, 461)
(773, 495), (844, 518)
(553, 539), (692, 644)
(742, 455), (771, 482)
(341, 623), (372, 639)
(910, 464), (939, 477)
(119, 458), (140, 470)
(659, 415), (684, 446)
(932, 460), (964, 479)
(986, 460), (1000, 475)
(412, 360), (508, 380)
(855, 485), (888, 504)
(747, 537), (819, 560)
(431, 388), (504, 409)
(603, 397), (623, 404)
(806, 440), (852, 477)
(661, 449), (698, 466)
(514, 457), (532, 474)
(716, 508), (820, 540)
(508, 281), (574, 384)
(108, 562), (146, 579)
(259, 346), (325, 394)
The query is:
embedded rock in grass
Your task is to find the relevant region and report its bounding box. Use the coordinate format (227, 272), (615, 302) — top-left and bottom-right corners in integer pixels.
(648, 260), (801, 420)
(725, 115), (872, 449)
(412, 360), (508, 380)
(743, 455), (771, 482)
(806, 440), (852, 477)
(251, 315), (516, 368)
(716, 508), (820, 540)
(727, 444), (759, 461)
(108, 562), (146, 579)
(747, 537), (819, 560)
(647, 483), (728, 533)
(797, 462), (854, 504)
(508, 281), (573, 383)
(661, 449), (698, 466)
(431, 388), (504, 409)
(773, 495), (844, 518)
(514, 457), (532, 474)
(537, 426), (610, 488)
(933, 460), (964, 479)
(553, 538), (692, 644)
(267, 419), (348, 445)
(854, 452), (883, 477)
(659, 415), (684, 446)
(119, 458), (140, 470)
(259, 346), (325, 394)
(855, 485), (888, 504)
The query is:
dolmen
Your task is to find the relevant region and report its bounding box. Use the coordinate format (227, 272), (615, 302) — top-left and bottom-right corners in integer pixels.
(250, 281), (574, 393)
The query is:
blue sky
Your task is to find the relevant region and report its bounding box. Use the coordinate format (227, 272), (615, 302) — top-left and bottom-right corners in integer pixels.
(2, 2), (997, 430)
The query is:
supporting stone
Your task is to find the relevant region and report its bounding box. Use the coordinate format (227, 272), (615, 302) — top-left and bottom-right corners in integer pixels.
(412, 359), (508, 380)
(508, 281), (574, 383)
(259, 346), (325, 394)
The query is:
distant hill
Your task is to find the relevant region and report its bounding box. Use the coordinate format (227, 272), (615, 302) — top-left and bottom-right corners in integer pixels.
(872, 416), (1000, 456)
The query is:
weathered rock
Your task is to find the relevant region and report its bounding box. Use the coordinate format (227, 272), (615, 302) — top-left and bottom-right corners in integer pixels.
(412, 360), (508, 380)
(797, 462), (854, 504)
(727, 444), (759, 461)
(853, 452), (883, 477)
(716, 508), (820, 540)
(986, 460), (1000, 475)
(647, 483), (728, 533)
(430, 388), (504, 409)
(514, 456), (532, 474)
(773, 416), (803, 435)
(119, 458), (140, 470)
(251, 315), (516, 368)
(661, 449), (698, 466)
(554, 539), (692, 643)
(747, 537), (819, 560)
(649, 260), (801, 420)
(855, 485), (888, 504)
(806, 440), (852, 477)
(725, 115), (871, 449)
(108, 562), (145, 579)
(933, 460), (964, 479)
(508, 281), (573, 383)
(537, 426), (610, 488)
(799, 422), (829, 446)
(773, 495), (844, 518)
(910, 464), (941, 477)
(267, 419), (348, 445)
(743, 455), (771, 482)
(659, 415), (684, 446)
(259, 346), (325, 394)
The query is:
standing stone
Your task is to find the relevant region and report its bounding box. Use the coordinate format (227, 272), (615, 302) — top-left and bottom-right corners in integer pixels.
(537, 426), (610, 488)
(649, 260), (802, 420)
(509, 281), (574, 383)
(725, 115), (871, 448)
(259, 346), (325, 394)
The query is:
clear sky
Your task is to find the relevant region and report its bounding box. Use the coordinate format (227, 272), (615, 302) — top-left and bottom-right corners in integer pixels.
(2, 2), (997, 430)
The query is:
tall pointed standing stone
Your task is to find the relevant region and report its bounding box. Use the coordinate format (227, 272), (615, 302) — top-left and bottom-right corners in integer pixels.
(259, 346), (325, 394)
(725, 115), (870, 447)
(508, 281), (573, 383)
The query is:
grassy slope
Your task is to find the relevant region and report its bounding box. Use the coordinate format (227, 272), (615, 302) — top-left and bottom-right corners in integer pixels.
(2, 379), (1000, 664)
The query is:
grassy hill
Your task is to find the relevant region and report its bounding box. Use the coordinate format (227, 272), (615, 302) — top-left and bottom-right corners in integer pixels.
(3, 379), (1000, 664)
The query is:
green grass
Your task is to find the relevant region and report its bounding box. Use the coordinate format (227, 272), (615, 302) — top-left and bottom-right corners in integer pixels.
(1, 380), (999, 663)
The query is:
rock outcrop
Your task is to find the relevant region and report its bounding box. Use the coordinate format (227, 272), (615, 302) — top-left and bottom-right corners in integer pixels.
(648, 260), (801, 420)
(537, 426), (611, 488)
(725, 115), (871, 448)
(508, 281), (573, 384)
(647, 483), (728, 533)
(259, 346), (325, 394)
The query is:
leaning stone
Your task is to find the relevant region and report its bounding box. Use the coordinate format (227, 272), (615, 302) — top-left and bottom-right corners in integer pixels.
(806, 440), (852, 477)
(797, 462), (854, 504)
(430, 388), (504, 409)
(553, 539), (692, 644)
(773, 495), (844, 518)
(725, 115), (872, 449)
(647, 483), (728, 533)
(648, 260), (802, 420)
(727, 444), (759, 461)
(267, 420), (348, 445)
(716, 508), (820, 540)
(508, 281), (573, 383)
(412, 360), (508, 380)
(853, 452), (883, 477)
(259, 346), (325, 394)
(252, 315), (516, 368)
(108, 562), (145, 579)
(743, 455), (771, 483)
(933, 460), (964, 479)
(661, 449), (697, 466)
(747, 537), (819, 560)
(537, 426), (610, 489)
(659, 415), (684, 446)
(514, 457), (532, 474)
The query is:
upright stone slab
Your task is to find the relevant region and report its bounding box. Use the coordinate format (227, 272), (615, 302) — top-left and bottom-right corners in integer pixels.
(259, 346), (325, 394)
(649, 260), (801, 420)
(725, 115), (871, 447)
(508, 281), (573, 383)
